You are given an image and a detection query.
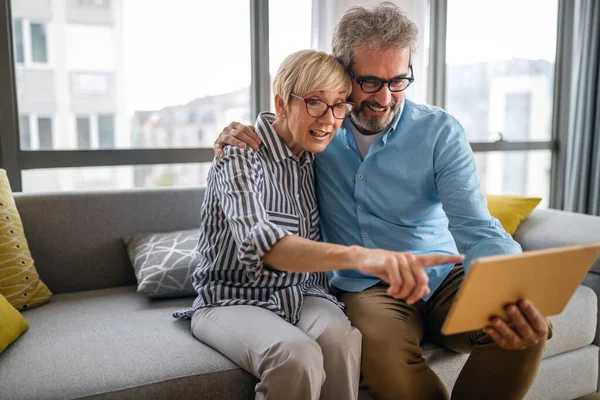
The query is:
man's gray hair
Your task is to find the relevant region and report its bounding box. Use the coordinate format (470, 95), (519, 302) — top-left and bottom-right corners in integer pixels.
(332, 1), (418, 69)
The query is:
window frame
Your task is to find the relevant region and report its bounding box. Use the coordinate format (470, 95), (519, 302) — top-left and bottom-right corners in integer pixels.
(428, 0), (559, 194)
(0, 0), (563, 194)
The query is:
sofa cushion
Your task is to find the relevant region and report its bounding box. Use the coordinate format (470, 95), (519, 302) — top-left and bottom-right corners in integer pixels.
(14, 187), (205, 295)
(0, 294), (29, 353)
(123, 229), (200, 298)
(0, 286), (255, 400)
(515, 208), (600, 273)
(0, 285), (594, 399)
(543, 285), (597, 357)
(485, 194), (541, 235)
(0, 169), (52, 310)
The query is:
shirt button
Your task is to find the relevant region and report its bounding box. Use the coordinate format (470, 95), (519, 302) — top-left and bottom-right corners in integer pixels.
(358, 204), (363, 209)
(363, 232), (368, 238)
(357, 174), (363, 179)
(346, 145), (350, 150)
(296, 194), (300, 198)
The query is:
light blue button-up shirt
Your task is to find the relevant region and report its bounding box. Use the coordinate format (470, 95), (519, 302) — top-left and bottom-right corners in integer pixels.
(316, 98), (522, 300)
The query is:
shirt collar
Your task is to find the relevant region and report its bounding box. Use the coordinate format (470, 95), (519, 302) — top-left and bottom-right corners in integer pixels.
(254, 112), (315, 165)
(387, 98), (405, 134)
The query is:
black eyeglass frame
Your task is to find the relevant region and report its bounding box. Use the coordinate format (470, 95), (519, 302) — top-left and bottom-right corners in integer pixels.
(289, 93), (356, 120)
(347, 65), (415, 94)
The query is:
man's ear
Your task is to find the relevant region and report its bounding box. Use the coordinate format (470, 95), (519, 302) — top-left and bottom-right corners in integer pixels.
(274, 94), (287, 118)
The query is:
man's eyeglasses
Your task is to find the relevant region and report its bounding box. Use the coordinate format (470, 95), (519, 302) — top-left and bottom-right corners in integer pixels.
(348, 65), (415, 94)
(290, 93), (355, 120)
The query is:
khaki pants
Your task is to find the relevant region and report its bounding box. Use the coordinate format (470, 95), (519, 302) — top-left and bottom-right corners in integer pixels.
(191, 296), (362, 400)
(341, 265), (552, 400)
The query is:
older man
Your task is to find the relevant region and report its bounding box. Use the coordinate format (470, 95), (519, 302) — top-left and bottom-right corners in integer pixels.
(214, 3), (551, 399)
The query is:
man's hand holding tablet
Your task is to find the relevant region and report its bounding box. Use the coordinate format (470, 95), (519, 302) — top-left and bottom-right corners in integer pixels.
(483, 299), (550, 350)
(441, 243), (600, 348)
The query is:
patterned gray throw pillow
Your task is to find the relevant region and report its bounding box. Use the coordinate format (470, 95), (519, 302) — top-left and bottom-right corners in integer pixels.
(123, 229), (200, 298)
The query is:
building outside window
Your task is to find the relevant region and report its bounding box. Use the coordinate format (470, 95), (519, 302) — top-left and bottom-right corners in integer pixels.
(13, 18), (24, 63)
(12, 18), (49, 65)
(11, 0), (252, 192)
(76, 116), (91, 149)
(37, 117), (53, 149)
(75, 114), (114, 149)
(445, 0), (558, 206)
(18, 115), (30, 150)
(30, 22), (48, 63)
(18, 114), (53, 150)
(7, 0), (560, 196)
(98, 114), (114, 148)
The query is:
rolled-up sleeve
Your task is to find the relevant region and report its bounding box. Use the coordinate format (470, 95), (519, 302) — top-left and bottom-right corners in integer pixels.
(213, 147), (293, 280)
(433, 118), (522, 272)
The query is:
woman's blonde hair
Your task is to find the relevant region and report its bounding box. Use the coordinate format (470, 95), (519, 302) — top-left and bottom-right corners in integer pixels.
(272, 50), (352, 116)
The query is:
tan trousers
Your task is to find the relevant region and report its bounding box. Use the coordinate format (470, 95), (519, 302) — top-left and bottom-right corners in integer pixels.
(341, 265), (552, 400)
(191, 296), (362, 400)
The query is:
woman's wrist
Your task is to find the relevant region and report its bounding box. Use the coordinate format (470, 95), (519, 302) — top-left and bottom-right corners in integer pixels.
(344, 245), (367, 271)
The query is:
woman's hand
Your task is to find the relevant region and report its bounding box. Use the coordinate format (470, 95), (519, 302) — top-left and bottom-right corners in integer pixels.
(214, 122), (262, 157)
(354, 248), (464, 304)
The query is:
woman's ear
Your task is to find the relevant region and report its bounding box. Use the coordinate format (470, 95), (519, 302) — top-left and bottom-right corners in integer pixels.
(274, 94), (287, 118)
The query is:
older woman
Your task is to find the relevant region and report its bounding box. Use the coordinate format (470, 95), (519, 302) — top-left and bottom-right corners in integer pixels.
(174, 50), (462, 400)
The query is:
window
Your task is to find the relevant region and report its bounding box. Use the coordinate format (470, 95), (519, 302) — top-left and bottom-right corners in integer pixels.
(18, 115), (54, 150)
(30, 23), (48, 63)
(78, 0), (111, 8)
(37, 117), (53, 149)
(72, 73), (111, 96)
(12, 19), (49, 66)
(269, 0), (430, 106)
(269, 0), (312, 108)
(3, 0), (562, 196)
(98, 114), (114, 148)
(446, 0), (558, 201)
(19, 115), (30, 150)
(475, 151), (551, 207)
(13, 18), (24, 64)
(76, 117), (91, 149)
(10, 1), (251, 192)
(75, 114), (114, 149)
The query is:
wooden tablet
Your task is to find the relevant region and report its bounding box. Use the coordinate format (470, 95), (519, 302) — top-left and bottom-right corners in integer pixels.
(441, 243), (600, 336)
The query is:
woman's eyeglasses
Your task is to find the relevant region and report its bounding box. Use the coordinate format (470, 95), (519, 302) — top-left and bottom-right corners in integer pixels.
(290, 94), (355, 120)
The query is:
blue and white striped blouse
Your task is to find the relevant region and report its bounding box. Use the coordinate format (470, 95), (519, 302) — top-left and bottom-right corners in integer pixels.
(173, 112), (343, 324)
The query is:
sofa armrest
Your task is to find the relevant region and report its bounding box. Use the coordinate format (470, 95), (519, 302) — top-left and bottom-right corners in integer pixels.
(514, 208), (600, 273)
(582, 273), (600, 346)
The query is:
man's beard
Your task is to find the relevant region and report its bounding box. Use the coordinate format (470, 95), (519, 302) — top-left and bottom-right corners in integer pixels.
(349, 100), (401, 134)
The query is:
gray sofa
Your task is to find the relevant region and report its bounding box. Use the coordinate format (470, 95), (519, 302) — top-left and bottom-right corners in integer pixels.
(1, 186), (600, 400)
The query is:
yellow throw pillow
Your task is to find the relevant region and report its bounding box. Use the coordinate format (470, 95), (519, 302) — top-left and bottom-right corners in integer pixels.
(0, 293), (29, 353)
(485, 194), (542, 235)
(0, 169), (52, 310)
